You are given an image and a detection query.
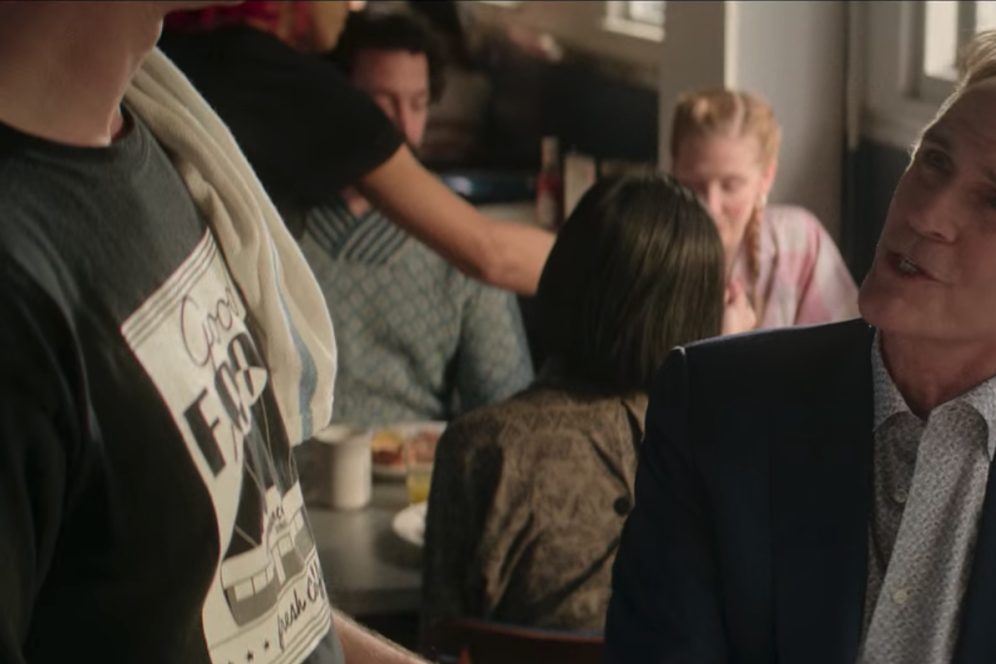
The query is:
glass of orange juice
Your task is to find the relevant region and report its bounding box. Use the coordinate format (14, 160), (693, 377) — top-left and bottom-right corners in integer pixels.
(404, 429), (438, 504)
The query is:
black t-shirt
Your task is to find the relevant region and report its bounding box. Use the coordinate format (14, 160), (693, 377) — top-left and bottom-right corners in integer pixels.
(157, 25), (405, 231)
(0, 111), (341, 664)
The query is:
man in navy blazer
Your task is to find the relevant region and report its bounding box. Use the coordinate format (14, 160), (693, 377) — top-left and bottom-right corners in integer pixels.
(606, 29), (996, 664)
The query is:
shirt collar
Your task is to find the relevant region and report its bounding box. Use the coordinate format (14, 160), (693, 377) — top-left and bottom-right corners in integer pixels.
(958, 375), (996, 461)
(872, 330), (996, 460)
(305, 196), (405, 264)
(871, 331), (912, 430)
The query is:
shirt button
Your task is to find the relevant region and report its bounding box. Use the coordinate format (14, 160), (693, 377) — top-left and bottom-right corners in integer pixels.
(894, 489), (909, 504)
(613, 497), (631, 516)
(892, 588), (909, 606)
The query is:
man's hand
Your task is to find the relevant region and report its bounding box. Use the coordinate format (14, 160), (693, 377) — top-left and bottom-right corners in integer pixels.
(722, 280), (757, 335)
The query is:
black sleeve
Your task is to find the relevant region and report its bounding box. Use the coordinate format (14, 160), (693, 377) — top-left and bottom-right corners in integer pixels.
(604, 348), (728, 663)
(158, 26), (405, 213)
(0, 262), (80, 663)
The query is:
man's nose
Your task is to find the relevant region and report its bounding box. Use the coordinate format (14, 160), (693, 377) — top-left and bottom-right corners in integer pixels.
(397, 106), (420, 147)
(906, 186), (961, 243)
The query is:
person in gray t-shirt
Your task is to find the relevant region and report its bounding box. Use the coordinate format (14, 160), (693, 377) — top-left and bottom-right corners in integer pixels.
(0, 3), (426, 663)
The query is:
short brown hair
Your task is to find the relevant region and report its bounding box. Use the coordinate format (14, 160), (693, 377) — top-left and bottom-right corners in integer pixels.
(329, 11), (448, 102)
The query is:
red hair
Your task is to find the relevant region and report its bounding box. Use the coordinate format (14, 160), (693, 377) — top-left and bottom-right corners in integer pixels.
(164, 1), (311, 41)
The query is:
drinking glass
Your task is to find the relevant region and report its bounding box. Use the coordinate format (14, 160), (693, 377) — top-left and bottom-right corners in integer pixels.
(404, 431), (437, 504)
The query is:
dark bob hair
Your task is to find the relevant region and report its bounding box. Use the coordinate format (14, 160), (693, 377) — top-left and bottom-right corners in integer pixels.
(536, 171), (726, 394)
(329, 10), (447, 102)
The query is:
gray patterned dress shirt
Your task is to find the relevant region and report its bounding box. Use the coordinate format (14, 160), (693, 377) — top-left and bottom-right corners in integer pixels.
(860, 332), (996, 663)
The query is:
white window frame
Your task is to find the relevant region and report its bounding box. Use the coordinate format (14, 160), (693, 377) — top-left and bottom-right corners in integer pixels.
(602, 1), (665, 42)
(859, 1), (947, 150)
(912, 1), (977, 103)
(475, 1), (524, 7)
(860, 0), (996, 150)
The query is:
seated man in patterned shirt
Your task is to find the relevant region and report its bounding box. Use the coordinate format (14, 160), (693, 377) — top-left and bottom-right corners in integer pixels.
(299, 10), (534, 426)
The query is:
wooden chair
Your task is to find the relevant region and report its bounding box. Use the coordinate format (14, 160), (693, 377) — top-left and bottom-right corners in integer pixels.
(424, 617), (604, 664)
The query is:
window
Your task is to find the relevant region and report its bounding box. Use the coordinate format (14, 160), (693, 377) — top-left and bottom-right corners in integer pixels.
(617, 1), (665, 27)
(604, 1), (665, 41)
(919, 1), (996, 100)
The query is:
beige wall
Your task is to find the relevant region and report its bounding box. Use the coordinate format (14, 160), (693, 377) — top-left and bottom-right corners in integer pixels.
(470, 1), (663, 89)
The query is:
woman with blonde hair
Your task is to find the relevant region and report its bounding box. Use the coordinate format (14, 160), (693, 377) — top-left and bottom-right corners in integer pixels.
(670, 88), (858, 328)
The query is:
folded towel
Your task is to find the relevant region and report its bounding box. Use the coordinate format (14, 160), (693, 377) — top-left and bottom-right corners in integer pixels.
(124, 47), (337, 445)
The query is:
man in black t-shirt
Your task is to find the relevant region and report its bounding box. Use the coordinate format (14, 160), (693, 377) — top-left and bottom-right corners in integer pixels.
(0, 3), (425, 663)
(159, 1), (555, 297)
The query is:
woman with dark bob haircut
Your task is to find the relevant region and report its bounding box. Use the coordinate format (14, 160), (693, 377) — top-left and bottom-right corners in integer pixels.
(420, 171), (740, 638)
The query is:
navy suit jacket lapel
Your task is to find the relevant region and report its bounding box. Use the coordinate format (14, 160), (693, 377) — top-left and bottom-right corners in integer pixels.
(953, 457), (996, 662)
(771, 321), (875, 664)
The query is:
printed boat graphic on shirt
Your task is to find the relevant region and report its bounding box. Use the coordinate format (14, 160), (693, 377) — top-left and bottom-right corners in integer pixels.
(219, 483), (316, 626)
(122, 230), (331, 664)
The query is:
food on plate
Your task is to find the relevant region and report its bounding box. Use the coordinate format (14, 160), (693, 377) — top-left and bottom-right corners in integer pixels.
(370, 424), (444, 469)
(371, 429), (405, 468)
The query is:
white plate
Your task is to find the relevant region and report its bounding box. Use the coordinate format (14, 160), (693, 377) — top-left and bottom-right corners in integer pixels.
(392, 501), (428, 548)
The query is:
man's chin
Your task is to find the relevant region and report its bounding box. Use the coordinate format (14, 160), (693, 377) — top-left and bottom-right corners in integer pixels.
(858, 279), (920, 334)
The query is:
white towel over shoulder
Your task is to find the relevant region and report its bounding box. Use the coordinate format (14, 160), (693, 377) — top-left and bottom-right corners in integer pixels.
(124, 48), (337, 445)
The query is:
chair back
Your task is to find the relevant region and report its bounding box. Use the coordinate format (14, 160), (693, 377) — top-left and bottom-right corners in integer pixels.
(425, 617), (604, 664)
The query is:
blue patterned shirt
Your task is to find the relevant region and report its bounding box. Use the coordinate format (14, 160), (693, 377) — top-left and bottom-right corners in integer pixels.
(299, 197), (534, 426)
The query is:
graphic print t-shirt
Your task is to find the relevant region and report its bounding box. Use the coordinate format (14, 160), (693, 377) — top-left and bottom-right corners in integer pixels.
(0, 111), (341, 664)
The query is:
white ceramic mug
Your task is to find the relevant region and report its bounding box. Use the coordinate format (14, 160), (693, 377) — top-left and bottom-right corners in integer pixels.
(304, 424), (372, 510)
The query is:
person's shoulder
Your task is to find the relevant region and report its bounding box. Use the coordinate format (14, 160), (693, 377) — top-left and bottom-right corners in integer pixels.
(444, 254), (520, 307)
(0, 119), (48, 184)
(678, 318), (872, 392)
(763, 204), (831, 246)
(0, 155), (55, 268)
(434, 244), (487, 293)
(763, 204), (823, 228)
(159, 24), (367, 122)
(685, 318), (871, 363)
(0, 137), (92, 297)
(439, 386), (550, 450)
(160, 24), (304, 72)
(0, 245), (76, 367)
(0, 159), (92, 352)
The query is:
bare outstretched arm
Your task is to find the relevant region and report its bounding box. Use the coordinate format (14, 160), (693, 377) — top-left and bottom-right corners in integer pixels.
(358, 146), (555, 296)
(334, 609), (429, 664)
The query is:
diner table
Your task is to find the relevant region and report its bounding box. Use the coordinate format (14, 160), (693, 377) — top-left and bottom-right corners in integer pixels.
(310, 480), (423, 618)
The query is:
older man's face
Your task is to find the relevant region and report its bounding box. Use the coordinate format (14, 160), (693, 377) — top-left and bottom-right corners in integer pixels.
(860, 80), (996, 345)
